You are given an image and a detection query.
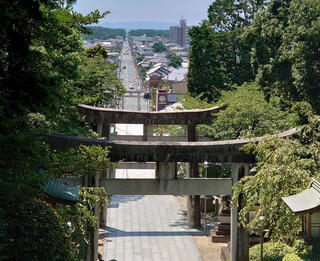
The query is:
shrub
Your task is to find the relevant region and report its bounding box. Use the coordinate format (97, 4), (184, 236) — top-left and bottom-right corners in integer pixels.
(282, 253), (303, 261)
(1, 199), (73, 261)
(250, 241), (293, 261)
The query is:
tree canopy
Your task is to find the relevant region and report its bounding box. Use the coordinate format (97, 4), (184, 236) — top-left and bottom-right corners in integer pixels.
(180, 83), (297, 140)
(246, 0), (320, 113)
(234, 116), (320, 243)
(188, 0), (266, 102)
(128, 29), (169, 38)
(82, 26), (126, 40)
(152, 41), (167, 52)
(185, 0), (320, 247)
(167, 52), (183, 68)
(0, 0), (124, 259)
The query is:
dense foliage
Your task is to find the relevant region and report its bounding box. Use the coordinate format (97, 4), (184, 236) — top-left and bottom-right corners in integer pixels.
(58, 187), (111, 259)
(249, 240), (314, 261)
(82, 26), (126, 40)
(206, 83), (296, 139)
(180, 83), (296, 140)
(233, 116), (320, 243)
(249, 241), (294, 261)
(128, 29), (169, 38)
(183, 0), (320, 252)
(282, 253), (304, 261)
(188, 0), (266, 101)
(84, 26), (125, 41)
(246, 0), (320, 113)
(1, 200), (73, 261)
(0, 0), (123, 259)
(74, 45), (125, 106)
(152, 41), (167, 52)
(189, 0), (320, 111)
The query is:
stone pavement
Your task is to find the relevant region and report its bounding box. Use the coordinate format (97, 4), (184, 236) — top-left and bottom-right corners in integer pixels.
(103, 194), (203, 261)
(103, 164), (202, 261)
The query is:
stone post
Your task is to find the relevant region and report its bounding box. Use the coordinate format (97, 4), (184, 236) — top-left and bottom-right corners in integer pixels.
(107, 168), (116, 178)
(186, 122), (201, 228)
(97, 122), (110, 228)
(97, 123), (110, 140)
(155, 162), (176, 180)
(100, 170), (107, 227)
(90, 174), (100, 261)
(143, 124), (153, 141)
(230, 163), (249, 261)
(137, 92), (141, 111)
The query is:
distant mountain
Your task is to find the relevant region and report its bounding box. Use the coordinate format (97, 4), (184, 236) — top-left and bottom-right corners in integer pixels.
(99, 21), (178, 32)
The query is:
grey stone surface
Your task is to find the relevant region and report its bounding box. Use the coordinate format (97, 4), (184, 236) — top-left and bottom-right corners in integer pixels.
(103, 194), (203, 261)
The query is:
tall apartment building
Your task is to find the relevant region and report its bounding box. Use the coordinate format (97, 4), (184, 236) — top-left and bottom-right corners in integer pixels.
(170, 18), (188, 46)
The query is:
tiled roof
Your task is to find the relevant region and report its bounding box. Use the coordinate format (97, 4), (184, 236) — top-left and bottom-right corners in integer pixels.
(45, 179), (80, 203)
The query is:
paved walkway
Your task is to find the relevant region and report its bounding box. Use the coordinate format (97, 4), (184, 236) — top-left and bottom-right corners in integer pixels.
(104, 194), (203, 261)
(104, 166), (202, 261)
(103, 41), (202, 261)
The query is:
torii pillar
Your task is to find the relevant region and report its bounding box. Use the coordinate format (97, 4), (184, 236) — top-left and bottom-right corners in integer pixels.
(187, 121), (201, 228)
(97, 124), (110, 228)
(230, 163), (249, 261)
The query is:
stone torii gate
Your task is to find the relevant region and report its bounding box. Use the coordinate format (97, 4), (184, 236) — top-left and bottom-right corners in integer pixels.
(78, 103), (227, 229)
(121, 89), (145, 110)
(47, 104), (296, 261)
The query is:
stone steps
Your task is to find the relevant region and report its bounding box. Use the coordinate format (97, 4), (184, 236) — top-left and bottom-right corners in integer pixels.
(211, 230), (230, 243)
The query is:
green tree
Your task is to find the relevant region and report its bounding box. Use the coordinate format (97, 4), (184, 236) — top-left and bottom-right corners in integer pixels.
(188, 0), (266, 102)
(244, 0), (293, 102)
(180, 83), (296, 140)
(207, 83), (296, 139)
(167, 52), (183, 68)
(85, 44), (108, 59)
(152, 41), (167, 52)
(73, 45), (125, 106)
(1, 199), (74, 261)
(136, 56), (143, 63)
(208, 0), (266, 31)
(246, 0), (320, 112)
(283, 0), (320, 112)
(0, 1), (120, 259)
(233, 116), (320, 243)
(82, 26), (126, 40)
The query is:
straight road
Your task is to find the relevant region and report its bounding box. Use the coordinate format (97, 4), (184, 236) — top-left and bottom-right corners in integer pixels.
(119, 41), (147, 111)
(103, 41), (202, 261)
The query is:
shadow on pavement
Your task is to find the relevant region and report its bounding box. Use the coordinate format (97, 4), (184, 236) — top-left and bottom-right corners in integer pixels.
(105, 226), (203, 238)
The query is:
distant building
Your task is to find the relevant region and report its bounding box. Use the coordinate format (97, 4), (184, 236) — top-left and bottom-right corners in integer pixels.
(170, 18), (188, 46)
(170, 26), (179, 44)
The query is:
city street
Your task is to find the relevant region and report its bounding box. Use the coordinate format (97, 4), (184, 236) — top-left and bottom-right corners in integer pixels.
(119, 41), (147, 111)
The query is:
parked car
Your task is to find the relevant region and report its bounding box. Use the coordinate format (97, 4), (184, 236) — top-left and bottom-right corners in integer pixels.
(123, 66), (126, 69)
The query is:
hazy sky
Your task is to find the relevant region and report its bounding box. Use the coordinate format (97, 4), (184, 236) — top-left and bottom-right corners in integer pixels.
(73, 0), (213, 25)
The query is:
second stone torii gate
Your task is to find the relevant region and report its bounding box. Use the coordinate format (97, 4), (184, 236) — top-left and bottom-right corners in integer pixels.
(78, 103), (227, 228)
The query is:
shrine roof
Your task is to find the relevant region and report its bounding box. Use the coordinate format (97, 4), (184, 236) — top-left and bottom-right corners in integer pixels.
(282, 179), (320, 214)
(44, 179), (80, 204)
